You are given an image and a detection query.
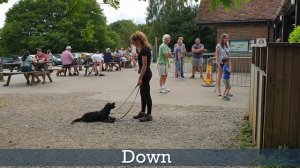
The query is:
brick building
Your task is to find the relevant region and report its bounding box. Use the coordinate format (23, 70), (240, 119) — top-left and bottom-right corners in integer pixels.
(196, 0), (282, 53)
(274, 0), (300, 42)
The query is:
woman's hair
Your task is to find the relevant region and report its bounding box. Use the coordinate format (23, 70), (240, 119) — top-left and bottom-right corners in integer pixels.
(178, 37), (184, 41)
(21, 51), (30, 62)
(162, 34), (171, 43)
(106, 48), (110, 52)
(220, 33), (229, 47)
(222, 57), (230, 63)
(177, 39), (183, 45)
(130, 31), (152, 49)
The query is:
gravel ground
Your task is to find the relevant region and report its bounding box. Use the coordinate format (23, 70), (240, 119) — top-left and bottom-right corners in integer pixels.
(0, 92), (245, 149)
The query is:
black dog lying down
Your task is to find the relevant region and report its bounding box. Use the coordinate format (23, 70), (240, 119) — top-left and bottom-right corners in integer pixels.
(71, 103), (116, 124)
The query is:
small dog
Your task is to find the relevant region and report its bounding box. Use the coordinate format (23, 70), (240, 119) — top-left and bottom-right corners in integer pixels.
(71, 103), (116, 124)
(56, 69), (65, 76)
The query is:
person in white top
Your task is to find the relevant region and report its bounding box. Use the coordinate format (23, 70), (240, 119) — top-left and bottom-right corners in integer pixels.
(90, 49), (105, 76)
(215, 33), (230, 97)
(47, 49), (54, 70)
(131, 44), (138, 71)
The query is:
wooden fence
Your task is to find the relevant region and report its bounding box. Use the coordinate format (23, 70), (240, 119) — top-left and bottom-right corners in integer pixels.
(249, 43), (300, 148)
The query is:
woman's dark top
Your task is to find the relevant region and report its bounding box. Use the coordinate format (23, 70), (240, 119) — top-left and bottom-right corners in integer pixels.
(104, 52), (113, 63)
(138, 47), (151, 73)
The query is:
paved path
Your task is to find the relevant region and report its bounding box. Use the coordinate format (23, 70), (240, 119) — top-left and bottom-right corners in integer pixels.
(0, 64), (250, 108)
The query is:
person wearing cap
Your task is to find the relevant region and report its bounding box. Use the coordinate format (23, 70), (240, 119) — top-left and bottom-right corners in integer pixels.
(61, 46), (75, 76)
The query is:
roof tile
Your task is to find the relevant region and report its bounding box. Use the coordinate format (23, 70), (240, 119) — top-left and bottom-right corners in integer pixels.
(196, 0), (283, 24)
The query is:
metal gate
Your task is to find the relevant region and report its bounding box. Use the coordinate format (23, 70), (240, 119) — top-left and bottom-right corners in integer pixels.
(207, 57), (252, 87)
(168, 53), (251, 87)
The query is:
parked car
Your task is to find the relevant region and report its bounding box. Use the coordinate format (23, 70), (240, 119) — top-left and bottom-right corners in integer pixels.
(72, 52), (92, 59)
(52, 54), (62, 66)
(1, 55), (21, 69)
(72, 52), (92, 64)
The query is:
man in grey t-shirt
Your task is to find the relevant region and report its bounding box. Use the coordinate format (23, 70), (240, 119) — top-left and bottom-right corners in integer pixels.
(191, 38), (205, 79)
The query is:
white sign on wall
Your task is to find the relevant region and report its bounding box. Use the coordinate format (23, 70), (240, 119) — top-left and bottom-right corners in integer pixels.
(256, 38), (267, 47)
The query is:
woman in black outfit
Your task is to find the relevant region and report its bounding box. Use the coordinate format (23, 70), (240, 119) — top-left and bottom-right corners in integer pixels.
(130, 31), (153, 122)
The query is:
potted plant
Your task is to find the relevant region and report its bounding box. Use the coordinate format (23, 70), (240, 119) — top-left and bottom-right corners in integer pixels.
(289, 26), (300, 43)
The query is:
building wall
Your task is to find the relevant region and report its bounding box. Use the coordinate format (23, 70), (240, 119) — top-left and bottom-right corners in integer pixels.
(216, 23), (274, 42)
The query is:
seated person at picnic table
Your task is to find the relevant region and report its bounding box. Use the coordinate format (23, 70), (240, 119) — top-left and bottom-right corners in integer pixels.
(104, 48), (118, 71)
(120, 48), (129, 67)
(113, 48), (123, 70)
(35, 48), (48, 62)
(21, 51), (46, 84)
(35, 48), (48, 70)
(90, 49), (105, 76)
(47, 49), (54, 70)
(61, 46), (78, 76)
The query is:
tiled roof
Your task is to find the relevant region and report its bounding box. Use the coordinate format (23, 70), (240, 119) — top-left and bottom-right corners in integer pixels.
(196, 0), (283, 24)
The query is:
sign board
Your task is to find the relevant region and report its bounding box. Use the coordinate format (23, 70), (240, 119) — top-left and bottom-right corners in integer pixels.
(229, 40), (249, 53)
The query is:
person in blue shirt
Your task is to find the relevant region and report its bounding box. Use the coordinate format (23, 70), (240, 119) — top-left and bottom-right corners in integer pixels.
(174, 39), (184, 80)
(222, 57), (231, 101)
(104, 48), (113, 71)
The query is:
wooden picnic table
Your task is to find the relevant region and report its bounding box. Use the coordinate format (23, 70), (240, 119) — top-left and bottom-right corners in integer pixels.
(3, 62), (21, 72)
(0, 62), (53, 86)
(32, 62), (53, 82)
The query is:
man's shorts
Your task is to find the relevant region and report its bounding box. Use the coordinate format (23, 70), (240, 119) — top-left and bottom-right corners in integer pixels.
(120, 57), (127, 62)
(223, 78), (231, 88)
(157, 63), (168, 76)
(192, 57), (203, 67)
(62, 63), (73, 68)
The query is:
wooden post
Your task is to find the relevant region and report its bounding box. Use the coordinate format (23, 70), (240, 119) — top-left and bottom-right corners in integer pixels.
(296, 0), (300, 26)
(282, 15), (290, 42)
(0, 57), (3, 81)
(153, 37), (158, 63)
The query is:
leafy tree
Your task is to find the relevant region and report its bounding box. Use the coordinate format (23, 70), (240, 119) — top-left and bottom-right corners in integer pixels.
(109, 20), (139, 48)
(0, 0), (8, 3)
(146, 1), (215, 51)
(0, 0), (250, 10)
(0, 0), (112, 54)
(103, 27), (121, 51)
(137, 24), (151, 39)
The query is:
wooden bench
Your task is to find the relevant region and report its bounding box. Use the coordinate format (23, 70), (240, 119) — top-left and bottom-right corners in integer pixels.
(56, 64), (84, 76)
(0, 71), (53, 86)
(105, 62), (119, 71)
(84, 64), (94, 76)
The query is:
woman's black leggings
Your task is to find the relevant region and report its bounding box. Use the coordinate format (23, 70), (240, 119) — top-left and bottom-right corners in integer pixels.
(140, 70), (152, 114)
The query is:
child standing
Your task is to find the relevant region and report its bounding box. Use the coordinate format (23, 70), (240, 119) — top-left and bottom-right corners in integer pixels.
(222, 57), (231, 101)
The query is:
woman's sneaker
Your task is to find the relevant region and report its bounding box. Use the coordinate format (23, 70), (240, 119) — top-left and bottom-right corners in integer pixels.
(226, 94), (233, 97)
(162, 87), (171, 92)
(139, 114), (153, 122)
(218, 93), (223, 99)
(133, 112), (145, 119)
(159, 88), (168, 94)
(223, 96), (230, 101)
